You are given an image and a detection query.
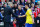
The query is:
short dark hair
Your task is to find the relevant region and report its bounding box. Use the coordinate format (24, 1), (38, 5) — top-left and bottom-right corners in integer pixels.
(25, 3), (29, 7)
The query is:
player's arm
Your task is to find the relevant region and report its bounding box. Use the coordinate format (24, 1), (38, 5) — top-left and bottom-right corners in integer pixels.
(31, 15), (34, 23)
(18, 11), (27, 17)
(18, 14), (26, 17)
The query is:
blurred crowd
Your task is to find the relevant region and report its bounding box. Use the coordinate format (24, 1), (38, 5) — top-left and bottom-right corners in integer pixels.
(0, 0), (40, 27)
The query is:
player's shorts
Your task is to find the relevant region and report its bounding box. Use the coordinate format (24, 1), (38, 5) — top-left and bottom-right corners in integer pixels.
(25, 23), (33, 27)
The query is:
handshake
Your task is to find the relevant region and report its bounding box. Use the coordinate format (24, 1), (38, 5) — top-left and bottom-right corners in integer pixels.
(18, 15), (25, 18)
(18, 15), (22, 18)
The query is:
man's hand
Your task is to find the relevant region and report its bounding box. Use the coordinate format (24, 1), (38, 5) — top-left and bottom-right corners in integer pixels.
(18, 16), (21, 18)
(18, 15), (26, 18)
(33, 20), (35, 24)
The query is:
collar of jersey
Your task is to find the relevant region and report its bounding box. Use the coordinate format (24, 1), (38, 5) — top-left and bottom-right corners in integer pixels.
(27, 8), (29, 10)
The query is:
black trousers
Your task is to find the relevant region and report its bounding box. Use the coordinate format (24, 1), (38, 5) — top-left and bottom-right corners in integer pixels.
(4, 22), (13, 27)
(4, 22), (10, 27)
(16, 23), (25, 27)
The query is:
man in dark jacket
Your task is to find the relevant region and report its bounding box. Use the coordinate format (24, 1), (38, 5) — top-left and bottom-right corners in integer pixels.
(35, 13), (40, 27)
(3, 3), (18, 27)
(16, 5), (26, 27)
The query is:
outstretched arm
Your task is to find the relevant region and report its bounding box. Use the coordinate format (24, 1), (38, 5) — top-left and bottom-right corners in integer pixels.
(31, 15), (34, 23)
(18, 14), (26, 17)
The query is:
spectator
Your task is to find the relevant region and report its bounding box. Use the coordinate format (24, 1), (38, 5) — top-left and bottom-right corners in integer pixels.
(14, 0), (18, 3)
(12, 3), (18, 9)
(21, 0), (25, 6)
(33, 7), (38, 18)
(25, 0), (31, 8)
(0, 3), (2, 10)
(25, 0), (27, 2)
(32, 0), (35, 5)
(0, 0), (1, 3)
(33, 7), (38, 27)
(12, 3), (18, 17)
(35, 3), (40, 13)
(35, 13), (40, 27)
(31, 3), (35, 11)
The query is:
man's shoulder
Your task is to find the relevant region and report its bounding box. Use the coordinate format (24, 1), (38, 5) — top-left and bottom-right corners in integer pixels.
(27, 9), (31, 11)
(28, 9), (31, 10)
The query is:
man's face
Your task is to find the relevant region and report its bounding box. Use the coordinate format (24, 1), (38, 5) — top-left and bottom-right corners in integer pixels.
(4, 4), (7, 7)
(39, 5), (40, 8)
(38, 14), (40, 17)
(25, 5), (28, 9)
(18, 6), (21, 10)
(0, 4), (2, 7)
(36, 5), (39, 7)
(32, 4), (34, 7)
(21, 0), (24, 2)
(27, 0), (30, 3)
(15, 4), (17, 7)
(35, 8), (37, 11)
(32, 0), (35, 2)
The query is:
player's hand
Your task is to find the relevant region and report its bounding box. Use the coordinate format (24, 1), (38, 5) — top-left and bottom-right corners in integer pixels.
(33, 20), (35, 24)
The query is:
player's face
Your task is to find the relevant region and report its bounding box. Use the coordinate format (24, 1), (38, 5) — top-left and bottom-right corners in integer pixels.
(25, 5), (28, 9)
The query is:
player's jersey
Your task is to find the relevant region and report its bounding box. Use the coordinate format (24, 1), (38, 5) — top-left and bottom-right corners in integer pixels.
(25, 8), (33, 24)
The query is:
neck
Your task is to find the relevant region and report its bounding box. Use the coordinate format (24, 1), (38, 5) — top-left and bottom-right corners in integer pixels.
(27, 7), (29, 9)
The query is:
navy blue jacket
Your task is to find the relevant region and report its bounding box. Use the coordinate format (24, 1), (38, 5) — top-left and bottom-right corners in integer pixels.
(16, 9), (26, 23)
(3, 6), (18, 22)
